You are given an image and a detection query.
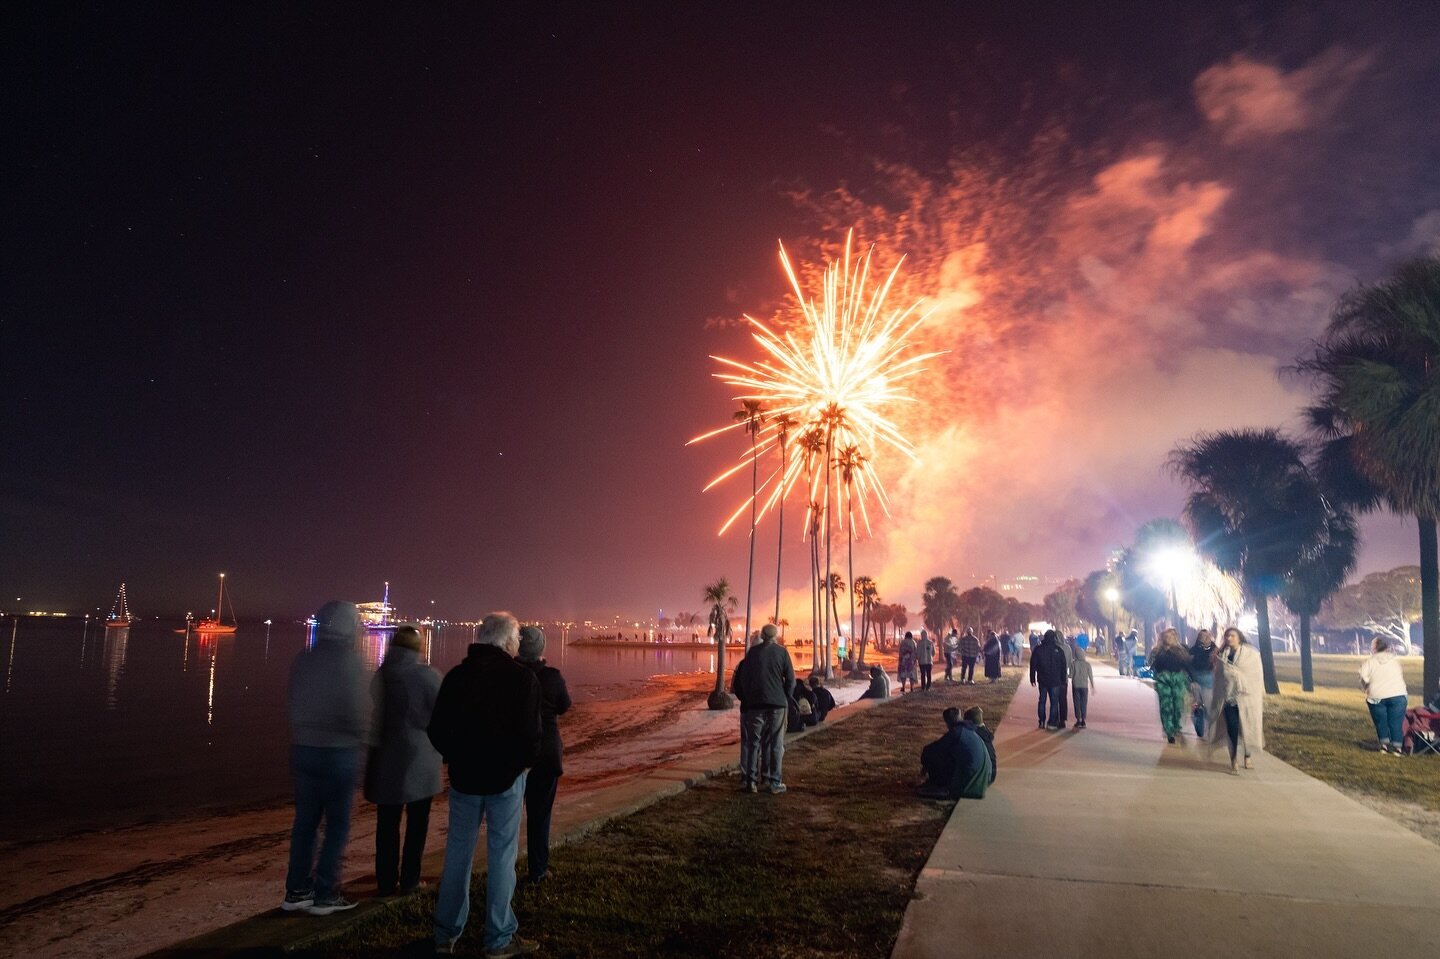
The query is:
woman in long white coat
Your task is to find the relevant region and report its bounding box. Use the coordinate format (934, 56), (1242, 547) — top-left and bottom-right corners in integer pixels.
(1208, 627), (1264, 772)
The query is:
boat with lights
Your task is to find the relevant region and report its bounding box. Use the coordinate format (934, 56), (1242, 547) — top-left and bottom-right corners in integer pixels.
(105, 582), (135, 628)
(194, 573), (238, 634)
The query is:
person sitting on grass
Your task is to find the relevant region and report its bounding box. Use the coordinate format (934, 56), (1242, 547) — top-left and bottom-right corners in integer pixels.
(787, 678), (817, 733)
(962, 706), (997, 785)
(808, 674), (837, 721)
(916, 707), (992, 800)
(857, 664), (891, 700)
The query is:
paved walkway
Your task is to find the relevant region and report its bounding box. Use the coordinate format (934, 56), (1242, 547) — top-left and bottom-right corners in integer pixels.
(892, 661), (1438, 958)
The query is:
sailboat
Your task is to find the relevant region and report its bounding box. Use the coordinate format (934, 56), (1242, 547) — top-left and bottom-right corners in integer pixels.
(105, 582), (135, 628)
(194, 573), (238, 634)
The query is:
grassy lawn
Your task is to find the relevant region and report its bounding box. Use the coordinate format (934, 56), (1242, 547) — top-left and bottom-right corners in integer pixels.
(303, 673), (1021, 959)
(1261, 653), (1438, 814)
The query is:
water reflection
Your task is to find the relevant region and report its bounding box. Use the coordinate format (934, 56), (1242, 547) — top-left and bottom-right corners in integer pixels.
(103, 627), (129, 709)
(206, 645), (216, 726)
(5, 619), (15, 694)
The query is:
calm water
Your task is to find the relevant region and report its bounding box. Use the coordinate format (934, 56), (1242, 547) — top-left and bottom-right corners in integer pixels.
(0, 618), (724, 843)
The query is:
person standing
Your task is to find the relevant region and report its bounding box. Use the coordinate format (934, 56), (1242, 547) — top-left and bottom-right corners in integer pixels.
(364, 624), (442, 898)
(898, 631), (919, 694)
(943, 628), (960, 682)
(735, 623), (795, 794)
(428, 612), (542, 957)
(1149, 628), (1193, 744)
(282, 600), (368, 915)
(1070, 644), (1094, 728)
(1188, 629), (1217, 736)
(1029, 629), (1069, 729)
(1208, 627), (1265, 772)
(998, 630), (1013, 667)
(1360, 637), (1409, 755)
(1055, 631), (1074, 724)
(516, 625), (571, 884)
(983, 630), (1002, 683)
(917, 629), (936, 692)
(958, 627), (981, 685)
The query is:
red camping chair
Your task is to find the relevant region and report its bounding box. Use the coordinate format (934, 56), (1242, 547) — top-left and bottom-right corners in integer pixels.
(1404, 707), (1440, 756)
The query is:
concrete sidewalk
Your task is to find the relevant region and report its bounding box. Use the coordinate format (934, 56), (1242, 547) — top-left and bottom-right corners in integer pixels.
(146, 694), (879, 958)
(892, 662), (1438, 958)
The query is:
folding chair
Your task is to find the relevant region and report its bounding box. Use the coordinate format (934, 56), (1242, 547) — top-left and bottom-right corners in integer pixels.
(1404, 708), (1440, 756)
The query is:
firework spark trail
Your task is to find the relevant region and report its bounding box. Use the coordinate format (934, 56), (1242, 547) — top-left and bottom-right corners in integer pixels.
(689, 231), (944, 536)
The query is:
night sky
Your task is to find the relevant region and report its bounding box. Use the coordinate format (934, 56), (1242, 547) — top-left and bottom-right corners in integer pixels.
(5, 2), (1439, 621)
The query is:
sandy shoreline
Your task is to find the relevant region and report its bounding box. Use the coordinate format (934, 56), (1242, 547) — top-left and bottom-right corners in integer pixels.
(0, 661), (869, 959)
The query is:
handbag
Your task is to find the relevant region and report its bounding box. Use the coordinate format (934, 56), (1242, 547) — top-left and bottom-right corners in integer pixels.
(1192, 703), (1207, 737)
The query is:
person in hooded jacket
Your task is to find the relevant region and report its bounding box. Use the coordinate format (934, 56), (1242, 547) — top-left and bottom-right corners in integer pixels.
(516, 625), (572, 884)
(1029, 630), (1069, 729)
(282, 601), (369, 916)
(364, 624), (442, 897)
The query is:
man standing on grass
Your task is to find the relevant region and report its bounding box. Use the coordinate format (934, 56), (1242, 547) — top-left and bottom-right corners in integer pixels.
(735, 623), (795, 794)
(428, 612), (542, 957)
(1030, 629), (1070, 730)
(958, 626), (981, 684)
(282, 600), (368, 916)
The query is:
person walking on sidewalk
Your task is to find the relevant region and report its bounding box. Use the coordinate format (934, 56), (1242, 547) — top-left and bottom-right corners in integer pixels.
(1070, 644), (1094, 728)
(428, 612), (542, 957)
(1030, 630), (1069, 729)
(364, 624), (442, 898)
(735, 623), (795, 794)
(958, 627), (981, 684)
(1208, 627), (1265, 772)
(943, 628), (960, 682)
(898, 631), (919, 694)
(1188, 629), (1217, 736)
(282, 600), (368, 916)
(917, 629), (936, 692)
(516, 624), (572, 884)
(983, 630), (1002, 683)
(1149, 628), (1194, 744)
(1359, 636), (1409, 755)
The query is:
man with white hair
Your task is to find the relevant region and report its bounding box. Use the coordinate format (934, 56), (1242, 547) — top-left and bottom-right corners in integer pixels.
(733, 622), (795, 794)
(428, 612), (542, 957)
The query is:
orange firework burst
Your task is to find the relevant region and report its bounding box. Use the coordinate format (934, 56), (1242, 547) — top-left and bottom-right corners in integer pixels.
(689, 231), (942, 535)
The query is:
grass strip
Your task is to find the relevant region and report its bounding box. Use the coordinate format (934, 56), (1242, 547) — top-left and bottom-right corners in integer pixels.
(304, 673), (1020, 958)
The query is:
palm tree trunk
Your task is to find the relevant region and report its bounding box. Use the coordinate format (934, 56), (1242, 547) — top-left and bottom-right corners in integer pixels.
(810, 513), (820, 671)
(1420, 516), (1439, 700)
(774, 434), (786, 625)
(846, 498), (855, 662)
(823, 440), (834, 679)
(744, 435), (758, 650)
(1299, 610), (1314, 693)
(1255, 593), (1280, 695)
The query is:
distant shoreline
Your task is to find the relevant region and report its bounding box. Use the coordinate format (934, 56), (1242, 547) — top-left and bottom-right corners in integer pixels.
(568, 639), (746, 650)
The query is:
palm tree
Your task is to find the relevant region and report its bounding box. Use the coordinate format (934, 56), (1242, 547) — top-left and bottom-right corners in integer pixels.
(1120, 519), (1191, 651)
(1282, 495), (1359, 692)
(703, 577), (739, 709)
(922, 576), (960, 636)
(890, 603), (909, 650)
(818, 403), (846, 678)
(837, 444), (865, 654)
(853, 575), (879, 664)
(734, 400), (766, 648)
(871, 601), (893, 655)
(1292, 255), (1440, 697)
(772, 413), (797, 625)
(1169, 429), (1328, 695)
(799, 427), (826, 672)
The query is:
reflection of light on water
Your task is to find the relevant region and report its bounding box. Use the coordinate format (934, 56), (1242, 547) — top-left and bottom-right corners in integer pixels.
(5, 619), (16, 694)
(206, 648), (217, 726)
(103, 628), (129, 709)
(182, 630), (190, 672)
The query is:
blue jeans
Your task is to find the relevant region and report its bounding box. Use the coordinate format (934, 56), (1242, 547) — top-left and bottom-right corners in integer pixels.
(285, 744), (361, 898)
(434, 774), (526, 950)
(1367, 695), (1408, 747)
(741, 707), (787, 786)
(1036, 685), (1064, 726)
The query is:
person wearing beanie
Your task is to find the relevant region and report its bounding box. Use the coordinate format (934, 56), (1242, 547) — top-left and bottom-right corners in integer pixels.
(515, 625), (571, 883)
(364, 624), (442, 897)
(732, 622), (795, 794)
(282, 600), (369, 916)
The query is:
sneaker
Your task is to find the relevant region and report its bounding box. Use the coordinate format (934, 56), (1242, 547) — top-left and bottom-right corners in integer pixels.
(399, 880), (428, 895)
(739, 780), (757, 793)
(1167, 736), (1175, 744)
(280, 889), (315, 912)
(767, 782), (788, 794)
(435, 941), (457, 956)
(307, 894), (358, 916)
(526, 869), (554, 885)
(486, 934), (541, 957)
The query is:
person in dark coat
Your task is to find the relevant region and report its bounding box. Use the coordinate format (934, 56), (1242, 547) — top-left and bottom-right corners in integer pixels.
(428, 612), (542, 957)
(516, 625), (571, 884)
(733, 623), (796, 793)
(857, 664), (891, 700)
(983, 630), (1002, 682)
(917, 707), (992, 799)
(788, 677), (818, 732)
(1029, 629), (1070, 730)
(963, 706), (998, 784)
(364, 625), (442, 897)
(807, 675), (837, 721)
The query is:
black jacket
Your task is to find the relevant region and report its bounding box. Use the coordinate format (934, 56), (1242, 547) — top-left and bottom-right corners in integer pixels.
(809, 684), (836, 721)
(428, 644), (542, 795)
(522, 659), (572, 776)
(1150, 647), (1194, 678)
(734, 641), (795, 711)
(1029, 639), (1069, 687)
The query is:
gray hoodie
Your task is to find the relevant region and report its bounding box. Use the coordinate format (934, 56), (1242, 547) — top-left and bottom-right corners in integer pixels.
(289, 601), (369, 749)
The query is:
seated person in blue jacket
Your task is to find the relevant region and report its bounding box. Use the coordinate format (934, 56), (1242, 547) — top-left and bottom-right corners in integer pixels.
(916, 707), (993, 800)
